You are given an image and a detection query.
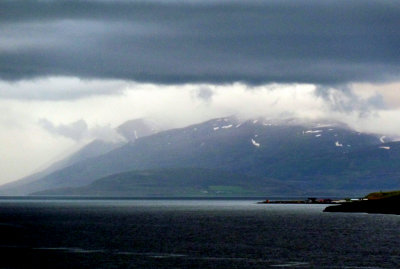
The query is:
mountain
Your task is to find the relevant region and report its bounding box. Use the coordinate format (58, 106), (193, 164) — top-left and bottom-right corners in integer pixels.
(0, 118), (159, 195)
(2, 117), (400, 196)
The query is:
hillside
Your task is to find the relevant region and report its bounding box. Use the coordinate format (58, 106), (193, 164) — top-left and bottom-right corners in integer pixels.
(32, 168), (298, 197)
(365, 190), (400, 200)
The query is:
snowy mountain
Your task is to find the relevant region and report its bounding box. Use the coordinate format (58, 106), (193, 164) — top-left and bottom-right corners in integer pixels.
(1, 117), (399, 196)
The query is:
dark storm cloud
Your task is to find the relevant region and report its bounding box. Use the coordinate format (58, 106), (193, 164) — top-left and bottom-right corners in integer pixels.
(1, 0), (400, 85)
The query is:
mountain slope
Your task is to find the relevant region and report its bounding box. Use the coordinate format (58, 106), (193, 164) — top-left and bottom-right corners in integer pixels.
(0, 118), (159, 195)
(0, 140), (122, 195)
(32, 168), (298, 197)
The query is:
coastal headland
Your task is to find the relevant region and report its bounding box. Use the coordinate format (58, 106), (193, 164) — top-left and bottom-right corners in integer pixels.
(324, 190), (400, 215)
(259, 190), (400, 215)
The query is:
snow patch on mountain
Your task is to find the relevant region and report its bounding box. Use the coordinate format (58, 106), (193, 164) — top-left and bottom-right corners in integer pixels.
(251, 139), (260, 147)
(305, 130), (323, 134)
(314, 124), (334, 128)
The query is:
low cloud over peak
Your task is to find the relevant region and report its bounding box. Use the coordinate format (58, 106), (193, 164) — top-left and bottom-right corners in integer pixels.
(1, 0), (399, 85)
(38, 119), (125, 143)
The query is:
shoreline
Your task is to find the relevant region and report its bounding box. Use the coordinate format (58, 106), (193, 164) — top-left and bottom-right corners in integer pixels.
(258, 197), (337, 205)
(324, 198), (400, 215)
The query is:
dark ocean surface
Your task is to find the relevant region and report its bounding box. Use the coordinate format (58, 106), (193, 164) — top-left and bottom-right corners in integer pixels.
(0, 198), (399, 268)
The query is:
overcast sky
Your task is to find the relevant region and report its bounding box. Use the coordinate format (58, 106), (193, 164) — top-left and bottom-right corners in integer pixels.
(1, 0), (400, 184)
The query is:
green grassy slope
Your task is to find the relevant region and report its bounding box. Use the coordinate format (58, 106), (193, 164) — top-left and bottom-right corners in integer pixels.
(32, 168), (299, 197)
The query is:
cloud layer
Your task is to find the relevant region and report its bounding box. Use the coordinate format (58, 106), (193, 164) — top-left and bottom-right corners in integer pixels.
(1, 0), (399, 85)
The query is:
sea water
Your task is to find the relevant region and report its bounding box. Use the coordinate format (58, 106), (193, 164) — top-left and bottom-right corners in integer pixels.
(0, 198), (398, 268)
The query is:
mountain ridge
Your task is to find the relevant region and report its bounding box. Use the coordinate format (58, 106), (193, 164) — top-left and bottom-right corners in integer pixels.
(1, 117), (399, 196)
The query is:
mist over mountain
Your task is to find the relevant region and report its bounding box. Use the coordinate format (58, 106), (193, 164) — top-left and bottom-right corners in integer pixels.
(0, 118), (160, 195)
(1, 116), (399, 196)
(116, 118), (160, 142)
